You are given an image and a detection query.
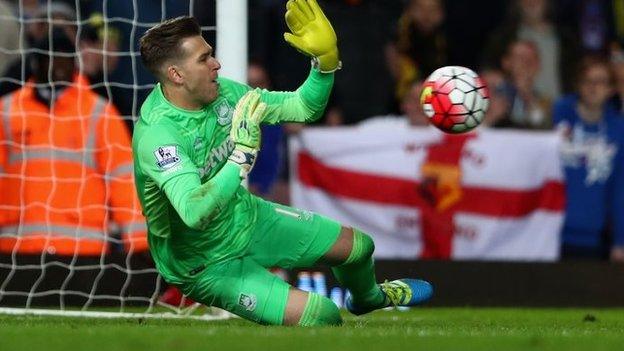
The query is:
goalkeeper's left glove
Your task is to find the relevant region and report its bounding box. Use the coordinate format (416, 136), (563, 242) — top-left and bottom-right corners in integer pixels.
(228, 90), (266, 179)
(283, 0), (341, 73)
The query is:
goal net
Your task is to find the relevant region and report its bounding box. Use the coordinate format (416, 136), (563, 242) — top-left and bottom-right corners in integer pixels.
(0, 0), (245, 320)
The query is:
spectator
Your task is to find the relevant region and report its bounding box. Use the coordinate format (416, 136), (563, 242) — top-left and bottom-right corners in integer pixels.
(0, 1), (77, 97)
(27, 1), (78, 44)
(87, 0), (195, 118)
(247, 61), (284, 197)
(483, 0), (578, 100)
(553, 56), (624, 262)
(577, 0), (612, 54)
(78, 14), (134, 130)
(479, 68), (513, 128)
(499, 40), (552, 129)
(0, 29), (147, 256)
(360, 80), (429, 128)
(322, 92), (346, 127)
(385, 0), (447, 112)
(557, 0), (614, 55)
(78, 14), (121, 98)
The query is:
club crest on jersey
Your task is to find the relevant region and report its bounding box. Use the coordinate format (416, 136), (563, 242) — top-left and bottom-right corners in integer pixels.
(154, 145), (181, 169)
(214, 100), (233, 126)
(238, 293), (257, 312)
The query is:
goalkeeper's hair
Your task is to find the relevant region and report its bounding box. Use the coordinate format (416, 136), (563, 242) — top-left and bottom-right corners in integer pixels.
(139, 16), (201, 79)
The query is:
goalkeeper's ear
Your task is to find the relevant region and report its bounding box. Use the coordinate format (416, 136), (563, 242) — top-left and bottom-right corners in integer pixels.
(166, 65), (184, 85)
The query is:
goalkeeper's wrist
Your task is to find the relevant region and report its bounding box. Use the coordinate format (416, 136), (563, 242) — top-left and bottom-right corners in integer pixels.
(312, 48), (341, 73)
(227, 146), (257, 179)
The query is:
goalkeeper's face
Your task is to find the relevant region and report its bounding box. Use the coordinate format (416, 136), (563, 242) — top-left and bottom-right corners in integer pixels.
(176, 36), (221, 104)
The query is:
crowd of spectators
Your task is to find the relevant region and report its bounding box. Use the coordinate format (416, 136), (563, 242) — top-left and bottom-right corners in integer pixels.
(250, 0), (624, 262)
(0, 0), (623, 263)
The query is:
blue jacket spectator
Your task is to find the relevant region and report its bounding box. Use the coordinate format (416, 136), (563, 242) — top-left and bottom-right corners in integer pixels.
(553, 57), (624, 261)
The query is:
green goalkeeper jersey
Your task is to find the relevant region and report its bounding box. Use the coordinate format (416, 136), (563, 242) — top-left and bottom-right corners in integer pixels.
(133, 67), (333, 284)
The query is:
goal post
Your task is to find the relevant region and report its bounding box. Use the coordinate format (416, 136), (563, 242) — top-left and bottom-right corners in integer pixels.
(0, 0), (247, 319)
(216, 0), (248, 84)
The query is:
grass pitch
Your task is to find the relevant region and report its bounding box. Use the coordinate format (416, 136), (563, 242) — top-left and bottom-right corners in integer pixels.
(1, 308), (624, 351)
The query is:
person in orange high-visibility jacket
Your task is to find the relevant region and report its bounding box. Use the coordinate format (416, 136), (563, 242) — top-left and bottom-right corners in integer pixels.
(0, 29), (147, 256)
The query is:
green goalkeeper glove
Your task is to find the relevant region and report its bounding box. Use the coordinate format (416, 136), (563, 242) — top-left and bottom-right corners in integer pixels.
(283, 0), (341, 73)
(228, 90), (266, 179)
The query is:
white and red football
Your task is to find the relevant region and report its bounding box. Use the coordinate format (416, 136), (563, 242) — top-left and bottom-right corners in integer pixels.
(420, 66), (489, 133)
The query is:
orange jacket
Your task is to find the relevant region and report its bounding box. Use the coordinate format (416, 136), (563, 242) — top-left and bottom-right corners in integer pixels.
(0, 75), (148, 256)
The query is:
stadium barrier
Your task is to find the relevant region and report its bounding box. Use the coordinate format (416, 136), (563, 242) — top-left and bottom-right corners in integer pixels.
(296, 260), (624, 307)
(3, 253), (624, 308)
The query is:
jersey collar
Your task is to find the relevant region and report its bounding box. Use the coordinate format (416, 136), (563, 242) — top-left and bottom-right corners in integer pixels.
(156, 83), (207, 119)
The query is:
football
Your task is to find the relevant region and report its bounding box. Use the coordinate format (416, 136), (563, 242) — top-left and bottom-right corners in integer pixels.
(420, 66), (489, 133)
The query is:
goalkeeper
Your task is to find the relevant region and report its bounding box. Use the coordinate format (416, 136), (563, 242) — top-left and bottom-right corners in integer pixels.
(134, 0), (432, 326)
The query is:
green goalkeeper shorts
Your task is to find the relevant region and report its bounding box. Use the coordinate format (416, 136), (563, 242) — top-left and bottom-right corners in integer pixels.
(178, 197), (342, 325)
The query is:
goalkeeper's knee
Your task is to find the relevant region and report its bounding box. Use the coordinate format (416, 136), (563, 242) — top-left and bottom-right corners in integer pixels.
(341, 228), (375, 266)
(298, 292), (343, 327)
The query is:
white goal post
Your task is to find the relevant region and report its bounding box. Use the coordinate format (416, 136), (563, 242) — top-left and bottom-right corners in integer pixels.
(0, 0), (247, 320)
(217, 0), (247, 83)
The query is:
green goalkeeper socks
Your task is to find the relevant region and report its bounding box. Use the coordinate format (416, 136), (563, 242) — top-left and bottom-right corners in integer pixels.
(331, 229), (385, 309)
(298, 292), (343, 327)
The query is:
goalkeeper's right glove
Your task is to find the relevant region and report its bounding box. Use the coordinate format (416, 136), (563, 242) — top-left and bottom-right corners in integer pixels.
(228, 90), (266, 179)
